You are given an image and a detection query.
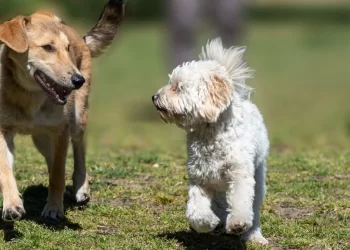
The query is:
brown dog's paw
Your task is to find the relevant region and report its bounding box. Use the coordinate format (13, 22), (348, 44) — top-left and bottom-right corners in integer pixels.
(2, 205), (26, 221)
(65, 186), (90, 204)
(75, 192), (90, 204)
(41, 202), (64, 220)
(74, 187), (90, 204)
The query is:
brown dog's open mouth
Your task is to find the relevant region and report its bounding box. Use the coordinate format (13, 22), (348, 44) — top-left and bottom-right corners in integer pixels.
(34, 71), (72, 105)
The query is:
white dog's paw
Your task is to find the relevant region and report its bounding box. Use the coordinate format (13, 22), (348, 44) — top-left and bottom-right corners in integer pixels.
(225, 213), (253, 235)
(186, 208), (220, 233)
(243, 229), (269, 245)
(41, 202), (64, 220)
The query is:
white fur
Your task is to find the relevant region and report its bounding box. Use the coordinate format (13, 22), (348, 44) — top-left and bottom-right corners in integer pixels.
(4, 135), (14, 169)
(199, 38), (254, 100)
(153, 38), (269, 245)
(6, 145), (13, 169)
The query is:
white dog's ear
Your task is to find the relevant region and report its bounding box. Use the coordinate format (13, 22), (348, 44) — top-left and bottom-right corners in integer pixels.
(202, 74), (233, 122)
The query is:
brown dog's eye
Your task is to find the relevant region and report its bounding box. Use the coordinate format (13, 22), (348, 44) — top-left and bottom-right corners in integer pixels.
(42, 45), (55, 52)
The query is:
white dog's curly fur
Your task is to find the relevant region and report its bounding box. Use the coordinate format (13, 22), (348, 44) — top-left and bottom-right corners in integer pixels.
(152, 38), (269, 245)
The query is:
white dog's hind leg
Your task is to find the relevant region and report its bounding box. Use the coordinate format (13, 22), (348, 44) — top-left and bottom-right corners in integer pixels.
(211, 192), (229, 224)
(186, 185), (220, 233)
(225, 168), (255, 235)
(242, 162), (268, 244)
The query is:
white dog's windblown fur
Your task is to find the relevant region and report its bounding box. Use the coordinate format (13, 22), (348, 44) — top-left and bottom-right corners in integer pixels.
(152, 38), (269, 244)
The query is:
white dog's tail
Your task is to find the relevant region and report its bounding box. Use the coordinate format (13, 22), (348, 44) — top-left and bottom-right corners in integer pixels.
(199, 38), (254, 99)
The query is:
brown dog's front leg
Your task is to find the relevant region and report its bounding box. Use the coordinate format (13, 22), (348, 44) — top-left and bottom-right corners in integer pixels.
(0, 131), (25, 221)
(72, 136), (90, 204)
(41, 126), (69, 220)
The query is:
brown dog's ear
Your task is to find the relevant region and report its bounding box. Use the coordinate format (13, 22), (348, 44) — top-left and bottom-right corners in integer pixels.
(0, 16), (30, 53)
(202, 74), (234, 122)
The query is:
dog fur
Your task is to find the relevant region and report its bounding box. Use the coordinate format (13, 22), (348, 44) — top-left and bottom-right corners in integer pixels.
(152, 38), (269, 244)
(0, 0), (124, 221)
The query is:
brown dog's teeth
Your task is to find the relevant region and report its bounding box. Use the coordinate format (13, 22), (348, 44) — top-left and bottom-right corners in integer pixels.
(34, 71), (73, 104)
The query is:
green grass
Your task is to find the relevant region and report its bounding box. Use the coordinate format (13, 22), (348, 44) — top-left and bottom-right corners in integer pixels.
(1, 21), (350, 249)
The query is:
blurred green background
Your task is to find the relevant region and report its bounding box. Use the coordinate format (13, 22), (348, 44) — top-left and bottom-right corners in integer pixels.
(1, 0), (350, 153)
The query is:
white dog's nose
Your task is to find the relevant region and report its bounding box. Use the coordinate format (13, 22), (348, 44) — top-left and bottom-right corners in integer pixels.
(152, 95), (159, 102)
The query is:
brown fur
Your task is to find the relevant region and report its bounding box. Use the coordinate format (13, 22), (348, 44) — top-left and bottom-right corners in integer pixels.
(84, 0), (125, 57)
(0, 0), (124, 221)
(0, 17), (29, 53)
(204, 74), (233, 122)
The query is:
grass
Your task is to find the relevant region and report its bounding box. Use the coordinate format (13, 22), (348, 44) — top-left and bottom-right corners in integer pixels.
(0, 20), (350, 249)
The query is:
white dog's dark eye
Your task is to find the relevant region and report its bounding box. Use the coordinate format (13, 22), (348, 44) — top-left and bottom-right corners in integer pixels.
(42, 45), (55, 52)
(67, 45), (71, 51)
(177, 83), (183, 91)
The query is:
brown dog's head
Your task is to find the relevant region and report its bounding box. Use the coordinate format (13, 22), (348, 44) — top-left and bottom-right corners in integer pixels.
(0, 12), (85, 105)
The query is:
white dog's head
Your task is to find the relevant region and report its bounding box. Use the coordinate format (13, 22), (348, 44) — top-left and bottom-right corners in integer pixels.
(152, 38), (253, 129)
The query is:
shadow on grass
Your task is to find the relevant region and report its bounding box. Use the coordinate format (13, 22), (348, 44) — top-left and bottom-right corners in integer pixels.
(158, 230), (247, 250)
(0, 222), (23, 242)
(0, 184), (86, 242)
(22, 184), (84, 230)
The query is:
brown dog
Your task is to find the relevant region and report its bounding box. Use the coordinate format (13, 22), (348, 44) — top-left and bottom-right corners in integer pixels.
(0, 0), (124, 221)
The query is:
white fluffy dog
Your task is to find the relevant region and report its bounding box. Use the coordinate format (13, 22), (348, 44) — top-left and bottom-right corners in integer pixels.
(152, 38), (269, 244)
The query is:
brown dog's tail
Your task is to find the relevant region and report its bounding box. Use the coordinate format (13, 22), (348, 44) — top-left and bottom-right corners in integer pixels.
(84, 0), (125, 58)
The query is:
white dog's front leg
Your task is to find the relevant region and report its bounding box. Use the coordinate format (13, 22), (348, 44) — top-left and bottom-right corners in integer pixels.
(186, 185), (220, 233)
(225, 169), (255, 235)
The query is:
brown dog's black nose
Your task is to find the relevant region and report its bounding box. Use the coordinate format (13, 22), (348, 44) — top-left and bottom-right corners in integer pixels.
(152, 95), (159, 102)
(71, 74), (85, 89)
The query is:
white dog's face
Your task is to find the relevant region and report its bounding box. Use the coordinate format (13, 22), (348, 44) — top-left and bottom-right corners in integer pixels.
(152, 60), (234, 129)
